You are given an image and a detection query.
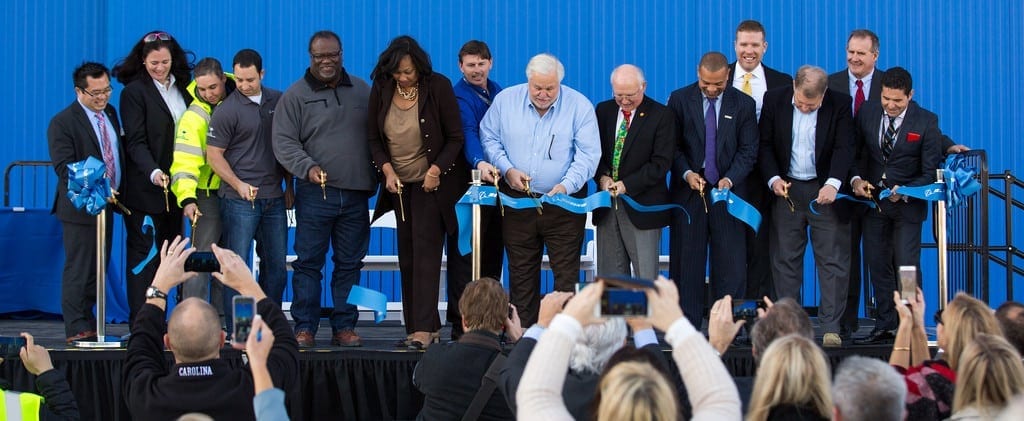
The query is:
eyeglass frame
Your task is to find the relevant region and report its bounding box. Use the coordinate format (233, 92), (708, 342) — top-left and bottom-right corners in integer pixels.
(613, 88), (644, 101)
(143, 32), (172, 43)
(310, 51), (342, 62)
(79, 86), (113, 97)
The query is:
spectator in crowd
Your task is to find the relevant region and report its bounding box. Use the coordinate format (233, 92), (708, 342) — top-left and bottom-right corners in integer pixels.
(47, 61), (125, 343)
(668, 52), (757, 326)
(170, 57), (235, 319)
(890, 291), (1002, 420)
(414, 277), (522, 420)
(594, 63), (674, 281)
(113, 30), (194, 326)
(995, 301), (1024, 357)
(207, 49), (290, 328)
(367, 35), (467, 350)
(831, 355), (907, 421)
(950, 334), (1024, 420)
(0, 332), (81, 420)
(516, 278), (741, 420)
(446, 40), (505, 342)
(479, 53), (600, 327)
(500, 291), (665, 420)
(274, 30), (375, 348)
(122, 237), (298, 420)
(247, 315), (290, 421)
(746, 334), (832, 421)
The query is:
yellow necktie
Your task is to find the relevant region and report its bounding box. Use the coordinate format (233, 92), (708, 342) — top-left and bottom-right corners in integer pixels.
(742, 73), (753, 96)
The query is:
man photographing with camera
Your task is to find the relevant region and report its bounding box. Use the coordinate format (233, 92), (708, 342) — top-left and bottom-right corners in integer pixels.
(122, 237), (298, 420)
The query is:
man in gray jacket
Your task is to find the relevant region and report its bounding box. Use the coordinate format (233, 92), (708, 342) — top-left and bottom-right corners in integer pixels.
(273, 30), (376, 347)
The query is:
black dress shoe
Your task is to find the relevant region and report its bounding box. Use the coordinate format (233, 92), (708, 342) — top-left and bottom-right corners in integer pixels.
(839, 326), (856, 339)
(854, 329), (896, 345)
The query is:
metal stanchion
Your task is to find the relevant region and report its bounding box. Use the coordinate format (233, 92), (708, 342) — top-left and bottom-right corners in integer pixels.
(936, 169), (949, 310)
(470, 170), (482, 281)
(75, 209), (124, 348)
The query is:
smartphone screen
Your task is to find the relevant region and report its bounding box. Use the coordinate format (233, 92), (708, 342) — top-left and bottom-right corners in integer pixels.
(0, 336), (27, 358)
(899, 266), (918, 302)
(599, 287), (649, 317)
(732, 299), (765, 323)
(232, 296), (256, 343)
(184, 251), (220, 273)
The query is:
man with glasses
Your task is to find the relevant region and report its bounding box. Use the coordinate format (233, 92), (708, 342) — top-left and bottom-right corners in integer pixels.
(47, 62), (125, 343)
(592, 64), (674, 281)
(273, 31), (375, 347)
(758, 65), (854, 347)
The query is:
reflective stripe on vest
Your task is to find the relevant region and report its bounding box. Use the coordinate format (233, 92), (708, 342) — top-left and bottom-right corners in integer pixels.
(187, 103), (211, 124)
(1, 388), (43, 421)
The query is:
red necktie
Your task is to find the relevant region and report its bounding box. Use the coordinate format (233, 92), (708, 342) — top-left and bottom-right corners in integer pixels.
(854, 79), (866, 116)
(95, 111), (118, 190)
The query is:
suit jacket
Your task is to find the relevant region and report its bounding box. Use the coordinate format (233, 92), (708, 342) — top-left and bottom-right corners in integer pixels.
(592, 96), (675, 229)
(47, 101), (126, 225)
(727, 62), (793, 90)
(828, 67), (885, 102)
(758, 86), (855, 219)
(853, 100), (943, 221)
(667, 85), (759, 202)
(368, 72), (468, 233)
(119, 77), (192, 214)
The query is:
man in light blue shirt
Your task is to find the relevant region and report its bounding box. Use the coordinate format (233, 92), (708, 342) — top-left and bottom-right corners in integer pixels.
(480, 53), (600, 327)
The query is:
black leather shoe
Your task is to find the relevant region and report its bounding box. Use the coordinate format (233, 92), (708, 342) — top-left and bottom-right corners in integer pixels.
(839, 325), (857, 339)
(854, 329), (896, 345)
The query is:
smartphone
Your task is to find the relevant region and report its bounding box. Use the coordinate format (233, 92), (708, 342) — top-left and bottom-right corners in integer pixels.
(232, 296), (256, 343)
(0, 336), (27, 358)
(732, 299), (767, 324)
(899, 266), (918, 303)
(184, 251), (220, 273)
(595, 275), (655, 318)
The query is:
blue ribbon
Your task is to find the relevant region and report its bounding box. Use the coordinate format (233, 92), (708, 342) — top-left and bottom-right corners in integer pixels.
(66, 156), (111, 216)
(709, 188), (762, 233)
(876, 155), (981, 210)
(347, 285), (388, 323)
(130, 215), (157, 275)
(809, 193), (877, 215)
(454, 186), (691, 256)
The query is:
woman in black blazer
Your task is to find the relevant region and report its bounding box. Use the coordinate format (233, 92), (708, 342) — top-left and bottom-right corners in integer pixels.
(367, 36), (468, 350)
(113, 30), (194, 324)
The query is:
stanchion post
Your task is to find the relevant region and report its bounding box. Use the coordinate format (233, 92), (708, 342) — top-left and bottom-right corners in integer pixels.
(75, 209), (123, 348)
(936, 169), (949, 310)
(470, 170), (482, 281)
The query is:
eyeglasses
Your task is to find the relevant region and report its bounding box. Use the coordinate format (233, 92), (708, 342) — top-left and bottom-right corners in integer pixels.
(143, 32), (172, 43)
(613, 89), (643, 101)
(934, 309), (944, 325)
(310, 51), (341, 62)
(80, 86), (113, 97)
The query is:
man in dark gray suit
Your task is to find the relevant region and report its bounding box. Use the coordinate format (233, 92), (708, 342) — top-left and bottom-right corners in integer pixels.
(852, 67), (942, 345)
(47, 62), (126, 343)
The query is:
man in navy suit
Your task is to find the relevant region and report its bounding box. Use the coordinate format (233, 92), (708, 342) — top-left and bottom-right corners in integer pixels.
(593, 64), (675, 281)
(47, 62), (126, 343)
(758, 65), (854, 347)
(852, 67), (942, 345)
(668, 52), (758, 326)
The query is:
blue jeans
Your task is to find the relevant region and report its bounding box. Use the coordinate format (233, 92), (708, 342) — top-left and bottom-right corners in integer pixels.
(220, 196), (288, 336)
(290, 180), (369, 334)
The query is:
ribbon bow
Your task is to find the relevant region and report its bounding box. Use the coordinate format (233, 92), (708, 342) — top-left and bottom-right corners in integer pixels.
(66, 156), (111, 216)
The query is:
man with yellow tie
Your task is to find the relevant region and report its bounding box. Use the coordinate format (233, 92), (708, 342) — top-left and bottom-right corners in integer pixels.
(728, 19), (793, 304)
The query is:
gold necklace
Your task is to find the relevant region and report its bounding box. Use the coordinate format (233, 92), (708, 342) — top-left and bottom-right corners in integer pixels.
(396, 82), (418, 101)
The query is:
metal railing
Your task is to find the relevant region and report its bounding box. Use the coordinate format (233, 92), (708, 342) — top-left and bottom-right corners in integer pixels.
(3, 160), (54, 207)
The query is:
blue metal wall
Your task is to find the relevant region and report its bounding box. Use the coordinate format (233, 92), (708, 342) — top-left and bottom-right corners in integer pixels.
(3, 0), (1023, 307)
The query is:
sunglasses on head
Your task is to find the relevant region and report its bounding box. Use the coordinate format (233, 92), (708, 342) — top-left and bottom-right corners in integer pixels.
(143, 32), (172, 43)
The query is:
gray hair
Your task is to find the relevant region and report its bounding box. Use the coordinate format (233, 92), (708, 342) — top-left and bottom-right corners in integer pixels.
(525, 53), (565, 82)
(832, 356), (907, 421)
(794, 65), (828, 98)
(610, 64), (645, 85)
(569, 318), (628, 375)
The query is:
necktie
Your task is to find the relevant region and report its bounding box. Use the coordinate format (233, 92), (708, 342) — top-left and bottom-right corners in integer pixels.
(742, 73), (753, 96)
(611, 109), (631, 180)
(704, 97), (719, 184)
(854, 79), (866, 116)
(95, 111), (118, 190)
(882, 115), (897, 161)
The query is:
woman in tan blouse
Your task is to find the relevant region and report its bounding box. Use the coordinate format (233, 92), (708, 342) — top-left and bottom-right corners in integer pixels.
(368, 35), (468, 350)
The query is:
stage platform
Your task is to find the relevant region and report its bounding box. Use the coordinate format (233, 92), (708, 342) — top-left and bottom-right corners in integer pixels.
(0, 317), (897, 421)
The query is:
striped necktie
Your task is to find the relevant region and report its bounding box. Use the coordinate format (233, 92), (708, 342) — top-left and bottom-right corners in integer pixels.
(882, 115), (897, 161)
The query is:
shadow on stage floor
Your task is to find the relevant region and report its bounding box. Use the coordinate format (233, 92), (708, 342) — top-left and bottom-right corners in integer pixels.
(0, 317), (897, 421)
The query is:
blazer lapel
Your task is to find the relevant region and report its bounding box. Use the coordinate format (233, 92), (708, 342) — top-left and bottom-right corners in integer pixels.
(620, 98), (649, 158)
(73, 105), (102, 151)
(814, 98), (831, 162)
(688, 90), (706, 162)
(143, 79), (173, 117)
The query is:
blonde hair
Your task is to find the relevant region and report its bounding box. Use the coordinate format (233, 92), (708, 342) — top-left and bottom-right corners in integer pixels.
(595, 361), (677, 421)
(953, 334), (1024, 415)
(746, 335), (833, 421)
(944, 293), (1002, 370)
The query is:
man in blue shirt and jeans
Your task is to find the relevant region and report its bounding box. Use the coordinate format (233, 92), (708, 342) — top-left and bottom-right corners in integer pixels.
(480, 53), (600, 327)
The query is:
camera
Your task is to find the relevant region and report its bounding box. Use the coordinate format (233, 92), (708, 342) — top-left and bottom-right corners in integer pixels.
(232, 295), (256, 343)
(594, 275), (655, 318)
(184, 251), (220, 273)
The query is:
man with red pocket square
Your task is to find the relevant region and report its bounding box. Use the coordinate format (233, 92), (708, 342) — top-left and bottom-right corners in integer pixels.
(850, 67), (942, 344)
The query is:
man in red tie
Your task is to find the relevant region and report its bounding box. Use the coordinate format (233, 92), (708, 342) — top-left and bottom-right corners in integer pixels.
(47, 62), (126, 343)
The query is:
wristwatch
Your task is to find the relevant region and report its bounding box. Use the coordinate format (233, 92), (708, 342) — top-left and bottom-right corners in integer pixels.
(146, 286), (168, 300)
